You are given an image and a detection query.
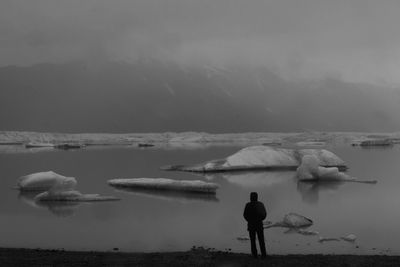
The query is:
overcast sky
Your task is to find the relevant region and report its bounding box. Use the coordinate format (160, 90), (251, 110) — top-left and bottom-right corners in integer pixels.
(1, 0), (400, 84)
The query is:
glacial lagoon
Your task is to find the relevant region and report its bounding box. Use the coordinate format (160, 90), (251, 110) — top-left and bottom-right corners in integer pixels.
(0, 144), (399, 254)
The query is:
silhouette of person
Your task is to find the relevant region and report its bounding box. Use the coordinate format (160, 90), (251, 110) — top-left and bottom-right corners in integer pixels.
(243, 192), (267, 258)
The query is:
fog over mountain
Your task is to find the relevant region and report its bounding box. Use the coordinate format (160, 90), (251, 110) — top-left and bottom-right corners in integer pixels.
(2, 1), (400, 132)
(1, 60), (400, 133)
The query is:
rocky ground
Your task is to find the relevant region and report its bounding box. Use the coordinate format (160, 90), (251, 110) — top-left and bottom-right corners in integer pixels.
(1, 247), (399, 267)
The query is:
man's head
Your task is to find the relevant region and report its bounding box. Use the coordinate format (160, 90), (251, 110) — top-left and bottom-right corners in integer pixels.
(250, 192), (258, 202)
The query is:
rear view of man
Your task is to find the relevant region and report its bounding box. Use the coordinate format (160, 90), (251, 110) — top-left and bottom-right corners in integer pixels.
(243, 192), (267, 258)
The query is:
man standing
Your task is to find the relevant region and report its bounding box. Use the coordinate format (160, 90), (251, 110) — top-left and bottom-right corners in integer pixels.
(243, 192), (267, 258)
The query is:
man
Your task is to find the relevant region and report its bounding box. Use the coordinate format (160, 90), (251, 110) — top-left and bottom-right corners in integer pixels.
(243, 192), (267, 258)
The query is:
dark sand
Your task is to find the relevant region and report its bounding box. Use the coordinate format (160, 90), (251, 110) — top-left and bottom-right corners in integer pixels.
(1, 247), (399, 267)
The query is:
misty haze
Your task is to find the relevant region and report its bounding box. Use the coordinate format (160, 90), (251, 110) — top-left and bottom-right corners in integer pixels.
(1, 1), (400, 266)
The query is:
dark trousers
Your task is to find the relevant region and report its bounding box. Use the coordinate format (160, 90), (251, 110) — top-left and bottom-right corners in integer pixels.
(249, 229), (267, 258)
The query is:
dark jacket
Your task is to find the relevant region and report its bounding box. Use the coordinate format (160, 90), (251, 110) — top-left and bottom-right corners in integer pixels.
(243, 200), (267, 231)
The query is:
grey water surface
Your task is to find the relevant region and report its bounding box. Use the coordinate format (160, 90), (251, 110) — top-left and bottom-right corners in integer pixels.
(0, 145), (398, 255)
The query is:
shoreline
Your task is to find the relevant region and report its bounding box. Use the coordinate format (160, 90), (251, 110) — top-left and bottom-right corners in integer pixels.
(1, 247), (399, 267)
(1, 130), (399, 146)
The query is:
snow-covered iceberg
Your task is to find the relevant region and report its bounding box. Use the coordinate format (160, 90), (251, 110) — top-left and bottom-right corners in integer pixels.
(264, 213), (313, 229)
(17, 171), (77, 191)
(296, 155), (377, 183)
(161, 146), (347, 172)
(108, 178), (218, 194)
(34, 190), (120, 202)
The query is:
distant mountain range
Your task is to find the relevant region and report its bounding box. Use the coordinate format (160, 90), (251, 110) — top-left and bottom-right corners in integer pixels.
(1, 60), (399, 133)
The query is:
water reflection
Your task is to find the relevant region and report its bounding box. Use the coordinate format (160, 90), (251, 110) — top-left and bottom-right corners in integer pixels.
(205, 171), (295, 188)
(18, 191), (80, 217)
(296, 180), (345, 204)
(111, 186), (219, 203)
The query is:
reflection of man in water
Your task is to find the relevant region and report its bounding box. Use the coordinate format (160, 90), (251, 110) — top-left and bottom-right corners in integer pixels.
(243, 192), (267, 258)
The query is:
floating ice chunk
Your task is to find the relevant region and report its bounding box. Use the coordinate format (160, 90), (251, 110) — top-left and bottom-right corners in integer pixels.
(297, 155), (377, 183)
(35, 190), (119, 202)
(341, 234), (357, 242)
(17, 171), (77, 191)
(108, 178), (218, 194)
(162, 146), (346, 172)
(282, 213), (313, 228)
(265, 213), (313, 229)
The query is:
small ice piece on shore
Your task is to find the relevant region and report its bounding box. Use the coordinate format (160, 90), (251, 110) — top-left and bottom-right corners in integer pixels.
(17, 171), (77, 191)
(297, 155), (377, 184)
(296, 229), (319, 236)
(282, 213), (313, 228)
(35, 190), (119, 202)
(341, 234), (357, 242)
(265, 213), (313, 229)
(319, 236), (341, 243)
(108, 178), (218, 194)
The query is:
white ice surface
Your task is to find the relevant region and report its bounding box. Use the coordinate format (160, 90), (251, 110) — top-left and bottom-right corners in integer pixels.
(17, 171), (77, 191)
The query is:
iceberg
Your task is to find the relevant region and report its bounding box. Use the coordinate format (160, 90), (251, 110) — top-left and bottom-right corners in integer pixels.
(108, 178), (218, 194)
(264, 213), (313, 229)
(161, 146), (347, 172)
(17, 171), (77, 191)
(17, 171), (119, 205)
(296, 155), (377, 183)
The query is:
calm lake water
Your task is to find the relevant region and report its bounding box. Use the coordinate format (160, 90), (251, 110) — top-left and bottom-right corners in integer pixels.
(0, 144), (399, 255)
